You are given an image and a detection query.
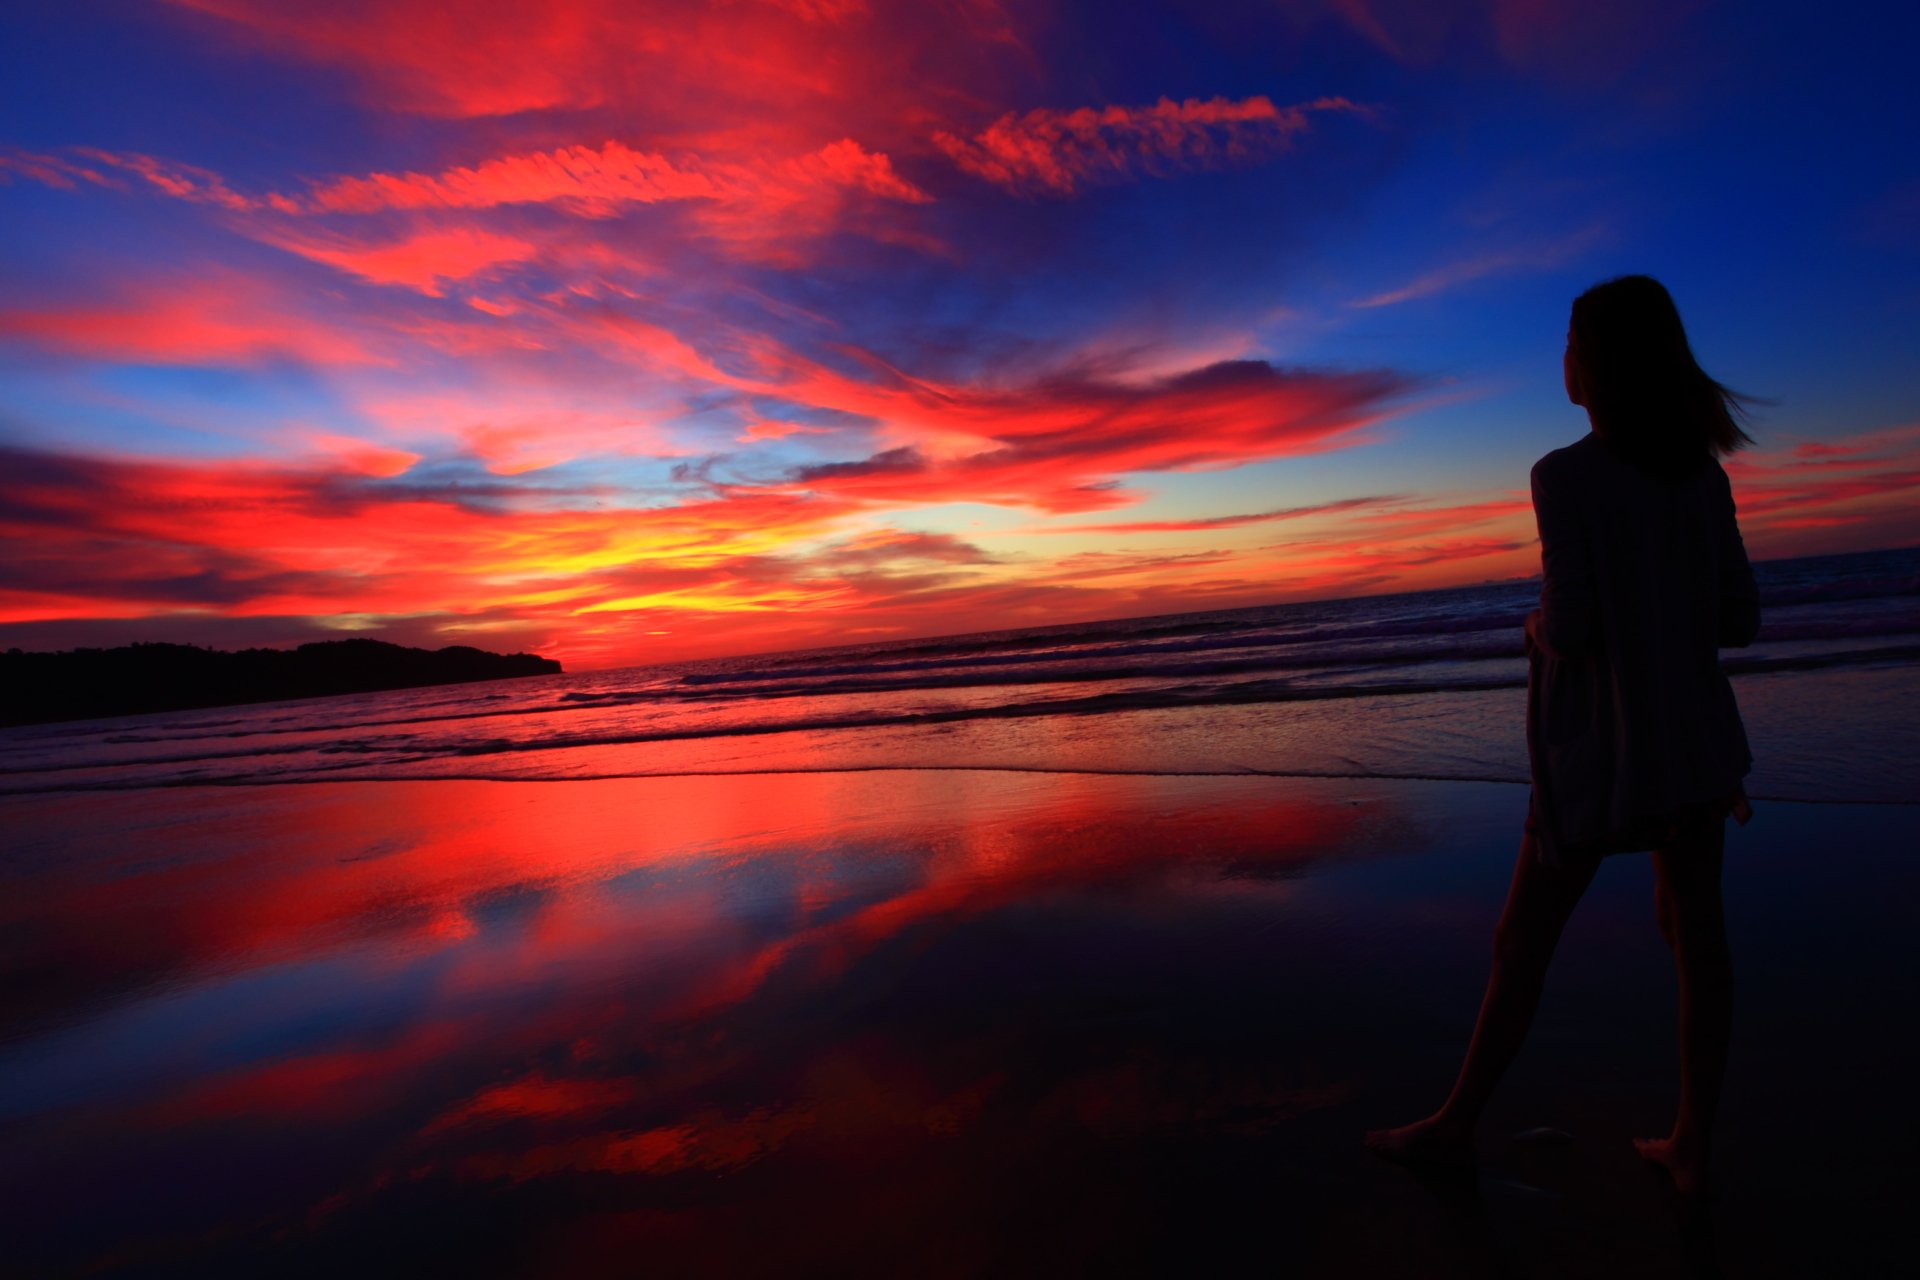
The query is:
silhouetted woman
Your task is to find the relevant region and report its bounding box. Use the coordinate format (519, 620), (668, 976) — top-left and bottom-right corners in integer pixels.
(1366, 275), (1760, 1198)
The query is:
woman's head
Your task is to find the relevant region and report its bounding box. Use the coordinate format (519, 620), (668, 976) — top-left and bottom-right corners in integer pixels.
(1564, 275), (1753, 473)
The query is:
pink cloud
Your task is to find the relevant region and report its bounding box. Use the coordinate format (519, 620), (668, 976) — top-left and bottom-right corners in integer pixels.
(2, 147), (255, 208)
(69, 147), (257, 210)
(298, 142), (728, 216)
(0, 148), (117, 190)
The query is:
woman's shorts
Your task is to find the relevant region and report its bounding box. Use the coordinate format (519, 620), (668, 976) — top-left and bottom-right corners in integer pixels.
(1527, 785), (1751, 858)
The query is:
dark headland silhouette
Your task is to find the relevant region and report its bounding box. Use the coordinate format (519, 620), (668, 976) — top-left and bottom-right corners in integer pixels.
(1, 638), (562, 727)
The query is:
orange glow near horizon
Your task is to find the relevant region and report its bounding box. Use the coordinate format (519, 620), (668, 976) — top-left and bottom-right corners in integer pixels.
(3, 426), (1916, 668)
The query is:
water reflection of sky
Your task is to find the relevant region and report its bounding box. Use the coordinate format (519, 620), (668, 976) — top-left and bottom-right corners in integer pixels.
(3, 772), (1915, 1275)
(0, 773), (1380, 1270)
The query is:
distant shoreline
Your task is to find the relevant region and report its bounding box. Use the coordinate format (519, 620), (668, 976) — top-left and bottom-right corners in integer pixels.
(0, 639), (561, 728)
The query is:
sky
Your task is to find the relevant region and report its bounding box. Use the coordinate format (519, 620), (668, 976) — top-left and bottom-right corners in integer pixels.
(2, 0), (1917, 670)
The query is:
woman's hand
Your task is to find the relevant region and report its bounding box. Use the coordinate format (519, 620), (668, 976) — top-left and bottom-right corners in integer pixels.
(1524, 608), (1543, 658)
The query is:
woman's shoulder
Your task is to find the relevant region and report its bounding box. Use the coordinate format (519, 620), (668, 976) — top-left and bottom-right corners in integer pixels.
(1700, 453), (1734, 490)
(1530, 432), (1604, 489)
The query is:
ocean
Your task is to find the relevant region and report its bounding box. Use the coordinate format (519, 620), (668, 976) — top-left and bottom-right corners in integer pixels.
(5, 545), (1915, 802)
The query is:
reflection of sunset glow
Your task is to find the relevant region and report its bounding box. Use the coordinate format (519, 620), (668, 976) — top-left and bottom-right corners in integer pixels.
(1, 773), (1366, 1059)
(9, 761), (1915, 1272)
(0, 769), (1389, 1270)
(4, 1), (1910, 665)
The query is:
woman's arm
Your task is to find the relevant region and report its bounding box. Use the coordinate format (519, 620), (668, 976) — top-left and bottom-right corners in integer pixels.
(1715, 465), (1761, 648)
(1528, 456), (1598, 661)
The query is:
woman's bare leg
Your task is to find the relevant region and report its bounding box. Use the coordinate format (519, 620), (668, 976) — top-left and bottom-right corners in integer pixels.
(1367, 831), (1600, 1164)
(1635, 821), (1732, 1196)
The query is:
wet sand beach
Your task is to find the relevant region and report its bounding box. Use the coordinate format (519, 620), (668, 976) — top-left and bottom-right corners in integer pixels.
(2, 770), (1912, 1277)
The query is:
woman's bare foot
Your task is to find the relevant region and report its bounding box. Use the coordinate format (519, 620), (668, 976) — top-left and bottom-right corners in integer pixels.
(1364, 1116), (1476, 1171)
(1633, 1135), (1707, 1197)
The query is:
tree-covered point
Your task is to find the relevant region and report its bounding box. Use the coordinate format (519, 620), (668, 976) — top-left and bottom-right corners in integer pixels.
(1, 639), (562, 727)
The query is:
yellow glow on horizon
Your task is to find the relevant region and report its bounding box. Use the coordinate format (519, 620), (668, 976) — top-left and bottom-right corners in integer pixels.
(577, 585), (855, 615)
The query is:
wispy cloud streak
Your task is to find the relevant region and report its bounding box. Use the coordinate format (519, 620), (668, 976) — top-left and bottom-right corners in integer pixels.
(934, 95), (1367, 196)
(1035, 495), (1404, 534)
(1352, 225), (1610, 308)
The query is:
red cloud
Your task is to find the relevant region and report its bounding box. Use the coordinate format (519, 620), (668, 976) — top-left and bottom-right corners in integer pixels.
(538, 302), (1420, 513)
(165, 0), (1024, 136)
(289, 137), (929, 263)
(255, 225), (541, 294)
(167, 0), (683, 118)
(755, 359), (1414, 513)
(0, 275), (383, 367)
(16, 136), (930, 266)
(551, 312), (1419, 512)
(933, 95), (1366, 196)
(1725, 428), (1920, 555)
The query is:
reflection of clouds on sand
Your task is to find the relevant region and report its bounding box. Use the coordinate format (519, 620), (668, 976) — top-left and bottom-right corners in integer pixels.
(661, 777), (1368, 1021)
(3, 771), (1381, 1048)
(420, 1069), (639, 1136)
(6, 771), (1919, 1274)
(454, 1103), (820, 1182)
(0, 770), (1389, 1266)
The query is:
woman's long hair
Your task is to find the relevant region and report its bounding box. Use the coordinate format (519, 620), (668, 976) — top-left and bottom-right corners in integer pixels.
(1567, 275), (1755, 476)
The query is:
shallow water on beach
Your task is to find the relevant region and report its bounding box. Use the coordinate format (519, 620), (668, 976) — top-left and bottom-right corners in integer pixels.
(2, 771), (1916, 1277)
